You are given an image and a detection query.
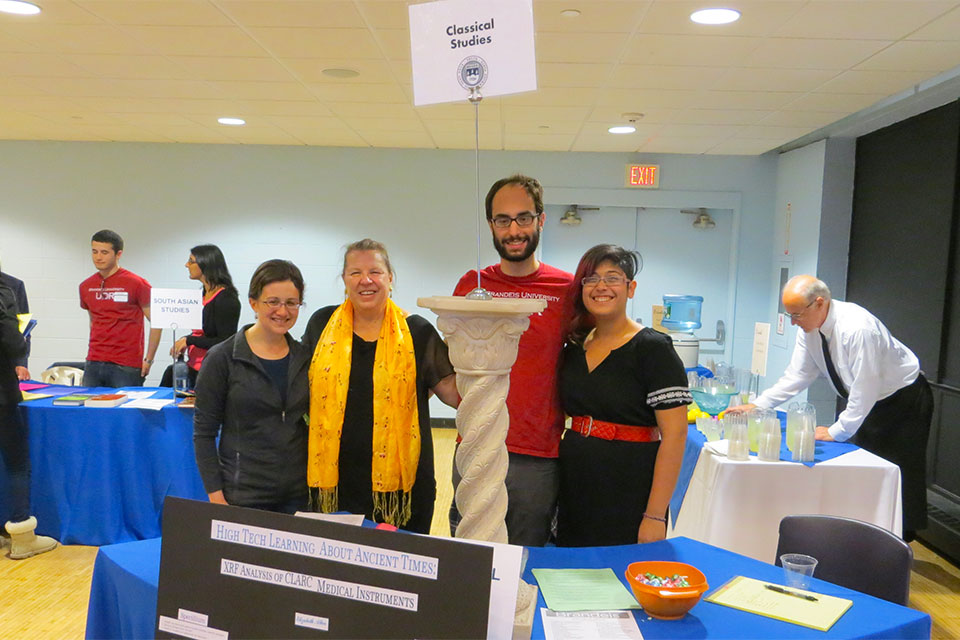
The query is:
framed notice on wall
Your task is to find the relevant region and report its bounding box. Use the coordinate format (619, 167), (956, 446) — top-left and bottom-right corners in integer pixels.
(156, 498), (493, 639)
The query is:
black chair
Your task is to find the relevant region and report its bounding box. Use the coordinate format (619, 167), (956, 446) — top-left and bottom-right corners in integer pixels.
(775, 514), (913, 605)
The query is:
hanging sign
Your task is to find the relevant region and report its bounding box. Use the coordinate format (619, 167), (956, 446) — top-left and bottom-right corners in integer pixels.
(409, 0), (537, 106)
(150, 288), (202, 330)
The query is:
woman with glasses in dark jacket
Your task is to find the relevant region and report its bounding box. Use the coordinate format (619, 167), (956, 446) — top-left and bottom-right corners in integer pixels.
(192, 259), (309, 513)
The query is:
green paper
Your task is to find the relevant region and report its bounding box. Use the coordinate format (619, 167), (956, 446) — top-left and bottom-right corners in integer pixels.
(532, 568), (641, 612)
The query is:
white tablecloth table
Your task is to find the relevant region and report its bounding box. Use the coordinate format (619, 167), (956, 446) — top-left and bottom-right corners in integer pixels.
(669, 443), (902, 562)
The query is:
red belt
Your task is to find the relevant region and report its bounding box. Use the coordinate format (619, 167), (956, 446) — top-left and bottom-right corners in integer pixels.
(570, 416), (660, 442)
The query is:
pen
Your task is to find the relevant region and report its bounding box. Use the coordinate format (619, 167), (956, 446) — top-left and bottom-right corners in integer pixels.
(764, 583), (819, 602)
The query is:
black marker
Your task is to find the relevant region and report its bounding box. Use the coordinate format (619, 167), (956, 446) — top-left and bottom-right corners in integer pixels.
(764, 583), (819, 602)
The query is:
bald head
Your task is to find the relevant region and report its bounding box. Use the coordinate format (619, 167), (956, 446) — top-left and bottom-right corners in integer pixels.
(783, 275), (830, 307)
(782, 275), (831, 332)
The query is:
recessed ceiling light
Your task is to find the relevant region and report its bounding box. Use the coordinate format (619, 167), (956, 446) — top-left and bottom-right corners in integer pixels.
(322, 68), (360, 79)
(560, 9), (581, 18)
(0, 0), (41, 15)
(690, 8), (740, 25)
(217, 117), (245, 126)
(608, 125), (636, 134)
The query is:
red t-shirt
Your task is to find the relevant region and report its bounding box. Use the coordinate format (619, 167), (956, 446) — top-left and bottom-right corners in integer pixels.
(79, 268), (152, 369)
(454, 263), (575, 458)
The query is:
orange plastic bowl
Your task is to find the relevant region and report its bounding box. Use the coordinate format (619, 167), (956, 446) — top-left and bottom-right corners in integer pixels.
(625, 561), (709, 620)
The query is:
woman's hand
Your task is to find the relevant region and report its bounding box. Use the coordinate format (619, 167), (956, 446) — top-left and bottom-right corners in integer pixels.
(638, 516), (667, 543)
(208, 490), (228, 505)
(170, 336), (188, 358)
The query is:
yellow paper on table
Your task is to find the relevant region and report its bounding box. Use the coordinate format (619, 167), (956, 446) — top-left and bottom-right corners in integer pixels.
(706, 576), (852, 631)
(17, 313), (32, 333)
(20, 391), (53, 402)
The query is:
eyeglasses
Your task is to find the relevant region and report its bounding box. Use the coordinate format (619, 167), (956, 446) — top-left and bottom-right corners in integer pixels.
(186, 258), (197, 265)
(491, 212), (540, 228)
(582, 274), (628, 287)
(786, 299), (816, 320)
(260, 298), (303, 310)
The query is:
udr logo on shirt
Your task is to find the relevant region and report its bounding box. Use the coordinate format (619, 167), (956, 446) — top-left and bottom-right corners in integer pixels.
(94, 289), (129, 302)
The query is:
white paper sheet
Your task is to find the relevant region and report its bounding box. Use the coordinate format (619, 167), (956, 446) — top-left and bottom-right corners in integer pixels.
(121, 398), (174, 411)
(541, 609), (643, 640)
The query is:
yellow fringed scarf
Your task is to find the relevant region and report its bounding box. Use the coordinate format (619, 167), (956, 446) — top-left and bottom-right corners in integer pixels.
(308, 298), (420, 526)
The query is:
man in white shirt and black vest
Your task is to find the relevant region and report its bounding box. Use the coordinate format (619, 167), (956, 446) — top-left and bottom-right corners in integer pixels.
(728, 275), (933, 541)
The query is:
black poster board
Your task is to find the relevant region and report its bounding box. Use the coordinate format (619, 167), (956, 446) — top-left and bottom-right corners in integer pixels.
(156, 497), (492, 639)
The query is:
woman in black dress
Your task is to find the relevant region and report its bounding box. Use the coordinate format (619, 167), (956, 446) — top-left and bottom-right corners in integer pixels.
(162, 244), (241, 388)
(302, 239), (459, 533)
(557, 244), (690, 547)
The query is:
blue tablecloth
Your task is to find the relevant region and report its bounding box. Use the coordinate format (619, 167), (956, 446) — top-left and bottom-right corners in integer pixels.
(0, 386), (207, 545)
(86, 535), (930, 640)
(526, 538), (930, 640)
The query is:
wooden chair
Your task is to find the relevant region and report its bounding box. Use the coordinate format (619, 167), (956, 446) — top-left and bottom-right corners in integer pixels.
(775, 514), (913, 605)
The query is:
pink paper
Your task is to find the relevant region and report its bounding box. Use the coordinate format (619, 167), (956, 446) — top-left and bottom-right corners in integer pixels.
(19, 382), (49, 391)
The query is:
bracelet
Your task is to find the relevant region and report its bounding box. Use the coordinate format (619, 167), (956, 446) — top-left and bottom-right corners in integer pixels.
(143, 358), (154, 364)
(643, 512), (667, 523)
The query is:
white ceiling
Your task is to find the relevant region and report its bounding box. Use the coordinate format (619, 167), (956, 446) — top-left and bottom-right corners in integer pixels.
(2, 0), (960, 154)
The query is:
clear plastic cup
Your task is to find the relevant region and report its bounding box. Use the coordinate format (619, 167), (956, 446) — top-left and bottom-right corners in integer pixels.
(724, 413), (749, 461)
(757, 416), (782, 461)
(780, 553), (818, 589)
(793, 415), (816, 463)
(747, 407), (773, 454)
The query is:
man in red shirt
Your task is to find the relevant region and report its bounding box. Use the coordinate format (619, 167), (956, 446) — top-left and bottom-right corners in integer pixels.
(79, 230), (161, 387)
(451, 174), (574, 546)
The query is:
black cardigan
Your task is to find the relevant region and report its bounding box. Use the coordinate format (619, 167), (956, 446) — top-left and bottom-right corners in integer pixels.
(185, 288), (241, 352)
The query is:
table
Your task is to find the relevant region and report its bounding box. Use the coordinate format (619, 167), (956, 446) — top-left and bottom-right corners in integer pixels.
(670, 438), (902, 562)
(85, 535), (930, 640)
(0, 386), (207, 545)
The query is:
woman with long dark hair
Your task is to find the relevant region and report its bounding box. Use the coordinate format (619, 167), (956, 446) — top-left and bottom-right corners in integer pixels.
(161, 244), (241, 388)
(557, 244), (690, 546)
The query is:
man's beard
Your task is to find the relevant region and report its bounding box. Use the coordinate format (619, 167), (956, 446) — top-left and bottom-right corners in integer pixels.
(493, 227), (540, 262)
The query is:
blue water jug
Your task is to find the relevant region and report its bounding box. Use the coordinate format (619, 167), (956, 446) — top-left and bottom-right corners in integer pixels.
(662, 294), (703, 331)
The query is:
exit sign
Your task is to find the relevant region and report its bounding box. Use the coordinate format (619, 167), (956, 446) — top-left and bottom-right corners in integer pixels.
(625, 164), (660, 188)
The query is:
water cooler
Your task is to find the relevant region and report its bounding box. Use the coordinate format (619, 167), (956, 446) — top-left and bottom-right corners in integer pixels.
(661, 294), (725, 368)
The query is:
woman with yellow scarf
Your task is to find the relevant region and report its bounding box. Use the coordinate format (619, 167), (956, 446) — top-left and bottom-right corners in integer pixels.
(302, 239), (459, 532)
